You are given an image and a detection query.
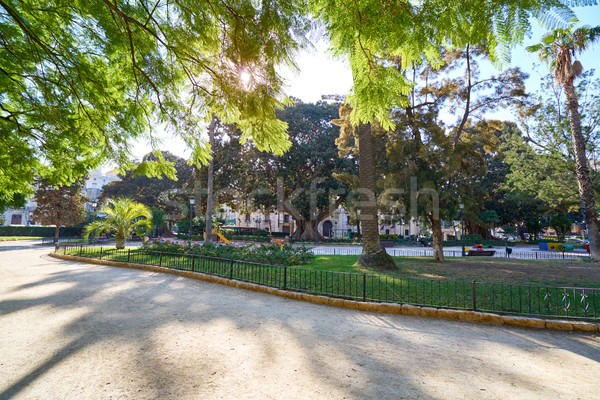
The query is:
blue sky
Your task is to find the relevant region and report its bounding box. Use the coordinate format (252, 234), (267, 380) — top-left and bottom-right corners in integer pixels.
(128, 6), (600, 164)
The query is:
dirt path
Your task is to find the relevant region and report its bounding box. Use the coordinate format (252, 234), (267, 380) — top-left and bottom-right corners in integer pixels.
(1, 242), (599, 399)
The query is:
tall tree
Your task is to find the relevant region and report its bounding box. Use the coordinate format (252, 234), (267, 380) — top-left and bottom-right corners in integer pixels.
(526, 25), (600, 259)
(334, 104), (396, 269)
(32, 180), (87, 243)
(311, 0), (582, 266)
(241, 101), (357, 240)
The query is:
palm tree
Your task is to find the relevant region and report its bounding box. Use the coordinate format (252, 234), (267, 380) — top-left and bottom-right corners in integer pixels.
(83, 198), (152, 249)
(527, 24), (600, 260)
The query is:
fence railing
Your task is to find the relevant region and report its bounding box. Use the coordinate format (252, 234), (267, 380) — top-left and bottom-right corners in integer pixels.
(309, 246), (590, 260)
(41, 237), (83, 245)
(57, 244), (599, 321)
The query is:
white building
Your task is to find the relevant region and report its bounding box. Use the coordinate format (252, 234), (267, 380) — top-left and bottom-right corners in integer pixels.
(0, 197), (38, 226)
(217, 204), (422, 239)
(82, 168), (120, 211)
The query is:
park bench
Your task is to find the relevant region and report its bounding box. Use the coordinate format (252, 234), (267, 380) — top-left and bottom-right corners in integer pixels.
(466, 250), (496, 256)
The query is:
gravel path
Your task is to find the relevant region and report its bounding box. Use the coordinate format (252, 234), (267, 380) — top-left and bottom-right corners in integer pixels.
(1, 242), (599, 399)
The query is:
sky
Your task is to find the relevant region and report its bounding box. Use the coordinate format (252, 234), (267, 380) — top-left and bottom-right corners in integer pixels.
(125, 6), (600, 166)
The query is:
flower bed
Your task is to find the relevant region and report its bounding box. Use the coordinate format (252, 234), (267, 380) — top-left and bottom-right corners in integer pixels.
(142, 240), (312, 266)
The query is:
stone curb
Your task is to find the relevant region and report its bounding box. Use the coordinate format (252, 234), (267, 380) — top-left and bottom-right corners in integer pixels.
(50, 253), (600, 333)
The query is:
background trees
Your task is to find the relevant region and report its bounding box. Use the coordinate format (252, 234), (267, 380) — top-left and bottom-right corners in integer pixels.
(32, 180), (87, 243)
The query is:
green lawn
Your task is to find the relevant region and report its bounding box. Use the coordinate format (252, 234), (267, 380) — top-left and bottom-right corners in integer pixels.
(290, 255), (600, 288)
(0, 236), (43, 241)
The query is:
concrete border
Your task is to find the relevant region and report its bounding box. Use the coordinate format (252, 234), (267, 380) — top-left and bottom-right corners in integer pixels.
(50, 253), (600, 333)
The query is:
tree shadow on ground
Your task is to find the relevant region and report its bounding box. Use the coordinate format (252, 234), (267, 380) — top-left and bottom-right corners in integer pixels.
(1, 249), (599, 399)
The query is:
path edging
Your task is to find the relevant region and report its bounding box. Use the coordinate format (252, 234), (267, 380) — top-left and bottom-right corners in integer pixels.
(50, 252), (600, 333)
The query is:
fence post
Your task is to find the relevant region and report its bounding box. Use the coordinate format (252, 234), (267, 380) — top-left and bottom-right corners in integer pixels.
(99, 247), (102, 259)
(127, 249), (131, 263)
(192, 255), (196, 271)
(535, 252), (538, 260)
(283, 266), (287, 289)
(229, 258), (234, 279)
(363, 273), (367, 302)
(472, 280), (477, 311)
(159, 252), (163, 267)
(79, 244), (83, 257)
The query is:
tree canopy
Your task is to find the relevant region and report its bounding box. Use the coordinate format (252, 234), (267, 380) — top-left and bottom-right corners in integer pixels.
(1, 0), (309, 202)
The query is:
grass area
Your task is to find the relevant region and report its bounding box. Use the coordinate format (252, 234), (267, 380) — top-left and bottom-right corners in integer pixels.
(0, 236), (43, 241)
(62, 246), (600, 320)
(290, 255), (600, 288)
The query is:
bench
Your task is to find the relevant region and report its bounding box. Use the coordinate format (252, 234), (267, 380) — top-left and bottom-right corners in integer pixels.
(381, 240), (396, 248)
(466, 250), (496, 256)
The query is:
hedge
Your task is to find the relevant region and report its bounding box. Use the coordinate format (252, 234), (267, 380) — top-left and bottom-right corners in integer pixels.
(0, 225), (82, 237)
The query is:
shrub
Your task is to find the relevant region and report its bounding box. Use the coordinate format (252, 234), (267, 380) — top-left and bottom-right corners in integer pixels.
(142, 240), (313, 265)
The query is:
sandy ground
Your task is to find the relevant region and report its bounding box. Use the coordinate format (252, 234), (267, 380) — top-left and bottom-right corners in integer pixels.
(1, 241), (599, 400)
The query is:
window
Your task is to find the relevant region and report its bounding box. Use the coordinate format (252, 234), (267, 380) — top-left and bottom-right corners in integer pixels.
(346, 215), (351, 224)
(245, 215), (251, 222)
(283, 214), (289, 223)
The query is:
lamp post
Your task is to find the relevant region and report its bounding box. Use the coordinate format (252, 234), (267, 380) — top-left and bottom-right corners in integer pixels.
(189, 195), (195, 246)
(459, 202), (465, 257)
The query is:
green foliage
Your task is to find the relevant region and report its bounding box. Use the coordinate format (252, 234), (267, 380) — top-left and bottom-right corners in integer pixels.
(0, 225), (82, 237)
(0, 193), (26, 213)
(151, 208), (168, 235)
(312, 0), (576, 129)
(502, 73), (600, 210)
(176, 217), (205, 237)
(0, 0), (310, 197)
(142, 240), (313, 265)
(526, 24), (600, 84)
(99, 151), (194, 213)
(548, 212), (573, 241)
(83, 198), (152, 247)
(481, 210), (501, 224)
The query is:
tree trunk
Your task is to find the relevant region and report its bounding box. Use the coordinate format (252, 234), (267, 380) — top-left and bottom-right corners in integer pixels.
(356, 220), (361, 240)
(54, 225), (60, 243)
(429, 214), (444, 262)
(115, 236), (126, 249)
(292, 219), (323, 240)
(355, 122), (396, 270)
(564, 81), (600, 261)
(204, 114), (217, 245)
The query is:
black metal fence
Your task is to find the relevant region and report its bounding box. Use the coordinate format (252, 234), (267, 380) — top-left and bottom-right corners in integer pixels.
(309, 247), (591, 260)
(41, 237), (83, 245)
(58, 244), (599, 321)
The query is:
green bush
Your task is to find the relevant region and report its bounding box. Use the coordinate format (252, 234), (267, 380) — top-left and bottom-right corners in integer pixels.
(0, 225), (82, 237)
(379, 234), (399, 240)
(142, 240), (313, 265)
